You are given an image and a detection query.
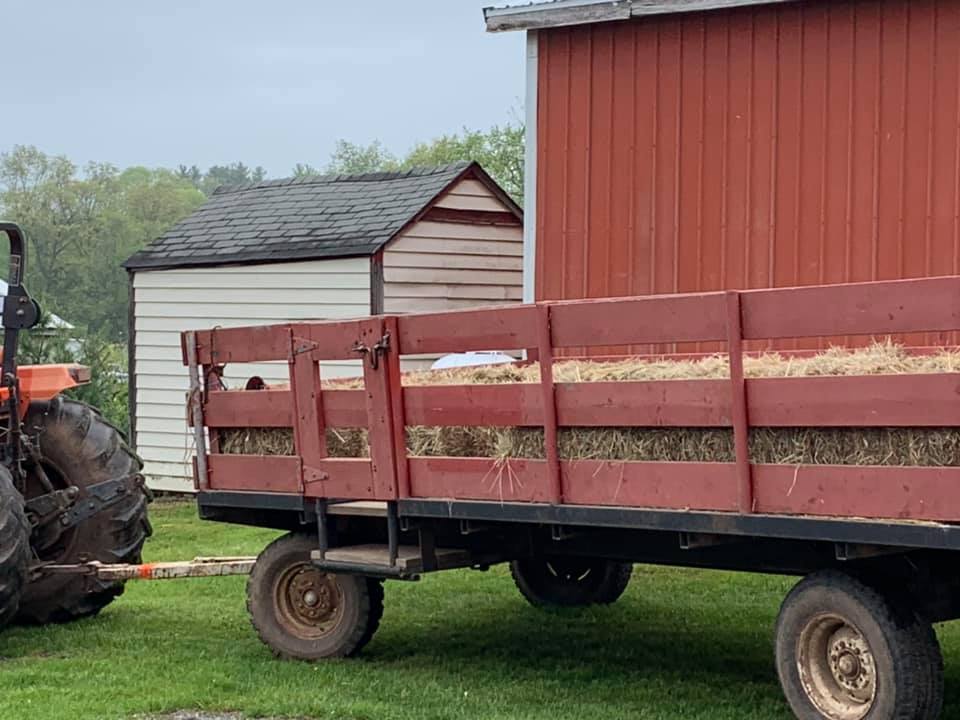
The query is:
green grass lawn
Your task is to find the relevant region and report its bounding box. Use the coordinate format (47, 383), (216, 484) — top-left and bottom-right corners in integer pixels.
(1, 501), (959, 720)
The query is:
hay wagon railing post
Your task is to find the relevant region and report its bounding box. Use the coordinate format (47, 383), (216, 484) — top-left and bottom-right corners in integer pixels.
(189, 275), (960, 524)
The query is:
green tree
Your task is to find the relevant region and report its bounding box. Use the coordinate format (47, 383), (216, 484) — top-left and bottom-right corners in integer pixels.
(313, 121), (525, 204)
(177, 162), (267, 196)
(291, 162), (321, 177)
(404, 123), (524, 204)
(325, 140), (399, 175)
(0, 146), (204, 340)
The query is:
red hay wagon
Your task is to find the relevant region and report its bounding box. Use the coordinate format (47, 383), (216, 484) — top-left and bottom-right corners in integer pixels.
(185, 276), (960, 720)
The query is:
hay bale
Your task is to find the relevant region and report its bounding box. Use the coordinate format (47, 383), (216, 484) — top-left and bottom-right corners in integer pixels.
(218, 342), (960, 466)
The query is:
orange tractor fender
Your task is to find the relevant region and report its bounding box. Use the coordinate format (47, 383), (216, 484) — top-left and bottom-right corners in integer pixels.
(0, 364), (91, 416)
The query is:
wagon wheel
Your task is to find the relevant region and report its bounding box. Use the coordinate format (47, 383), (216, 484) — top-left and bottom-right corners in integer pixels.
(510, 556), (632, 608)
(775, 570), (941, 720)
(247, 533), (383, 660)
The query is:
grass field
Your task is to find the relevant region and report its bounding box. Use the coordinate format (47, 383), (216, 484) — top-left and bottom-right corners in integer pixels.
(1, 501), (959, 720)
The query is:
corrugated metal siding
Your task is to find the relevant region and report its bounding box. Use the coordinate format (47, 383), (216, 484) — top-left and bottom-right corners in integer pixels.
(535, 0), (960, 348)
(132, 258), (370, 492)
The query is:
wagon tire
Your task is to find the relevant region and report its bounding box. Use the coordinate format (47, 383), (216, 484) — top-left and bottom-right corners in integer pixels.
(16, 397), (151, 624)
(0, 467), (30, 628)
(510, 557), (632, 608)
(775, 570), (934, 720)
(908, 615), (944, 720)
(247, 533), (382, 661)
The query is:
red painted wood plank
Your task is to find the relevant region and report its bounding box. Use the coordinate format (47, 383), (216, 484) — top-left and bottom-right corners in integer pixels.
(293, 320), (372, 361)
(304, 459), (377, 500)
(407, 458), (960, 522)
(562, 460), (739, 511)
(290, 352), (327, 484)
(726, 292), (753, 513)
(383, 316), (410, 498)
(549, 293), (728, 348)
(407, 457), (553, 503)
(192, 325), (292, 365)
(752, 464), (960, 522)
(403, 384), (543, 426)
(395, 373), (960, 430)
(359, 319), (398, 500)
(204, 372), (960, 432)
(557, 380), (731, 426)
(538, 305), (562, 503)
(748, 374), (960, 427)
(741, 276), (960, 340)
(396, 304), (538, 355)
(206, 454), (300, 493)
(204, 389), (293, 428)
(321, 389), (367, 428)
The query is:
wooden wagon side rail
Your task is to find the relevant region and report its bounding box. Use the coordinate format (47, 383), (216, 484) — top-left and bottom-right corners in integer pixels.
(184, 276), (960, 523)
(206, 373), (960, 430)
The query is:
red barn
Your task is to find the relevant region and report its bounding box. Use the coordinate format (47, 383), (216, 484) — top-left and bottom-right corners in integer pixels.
(486, 0), (960, 346)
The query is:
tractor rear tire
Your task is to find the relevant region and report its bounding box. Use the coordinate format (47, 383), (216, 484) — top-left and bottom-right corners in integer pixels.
(0, 466), (30, 628)
(16, 397), (152, 624)
(511, 556), (633, 608)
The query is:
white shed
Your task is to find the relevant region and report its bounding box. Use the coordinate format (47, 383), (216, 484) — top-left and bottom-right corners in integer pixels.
(123, 162), (523, 492)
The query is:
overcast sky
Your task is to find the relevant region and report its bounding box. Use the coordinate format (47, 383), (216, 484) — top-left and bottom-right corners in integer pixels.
(1, 1), (525, 176)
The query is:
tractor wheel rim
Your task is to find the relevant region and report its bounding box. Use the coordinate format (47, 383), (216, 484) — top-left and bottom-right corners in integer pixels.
(275, 564), (343, 639)
(797, 613), (877, 720)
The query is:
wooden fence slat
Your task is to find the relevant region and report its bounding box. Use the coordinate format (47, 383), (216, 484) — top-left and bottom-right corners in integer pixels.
(403, 384), (542, 426)
(538, 305), (562, 504)
(741, 276), (960, 340)
(561, 460), (739, 510)
(206, 454), (300, 493)
(290, 347), (328, 488)
(396, 304), (539, 355)
(752, 465), (960, 521)
(204, 389), (293, 428)
(549, 293), (728, 348)
(204, 373), (960, 431)
(726, 292), (753, 514)
(407, 457), (552, 503)
(359, 319), (399, 500)
(304, 459), (376, 499)
(195, 325), (292, 364)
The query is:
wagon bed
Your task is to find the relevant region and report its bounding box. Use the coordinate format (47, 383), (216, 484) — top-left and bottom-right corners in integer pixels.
(187, 275), (960, 544)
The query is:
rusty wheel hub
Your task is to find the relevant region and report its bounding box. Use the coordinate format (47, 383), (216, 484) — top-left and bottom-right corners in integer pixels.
(797, 614), (876, 720)
(275, 564), (343, 638)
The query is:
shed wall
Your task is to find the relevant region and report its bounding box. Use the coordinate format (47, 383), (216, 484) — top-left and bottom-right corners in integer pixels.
(535, 0), (960, 348)
(383, 179), (524, 313)
(132, 257), (370, 492)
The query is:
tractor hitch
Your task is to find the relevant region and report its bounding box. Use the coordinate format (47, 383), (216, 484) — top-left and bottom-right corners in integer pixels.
(26, 473), (145, 553)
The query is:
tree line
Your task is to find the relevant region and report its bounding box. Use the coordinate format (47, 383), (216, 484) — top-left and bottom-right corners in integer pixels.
(0, 121), (523, 433)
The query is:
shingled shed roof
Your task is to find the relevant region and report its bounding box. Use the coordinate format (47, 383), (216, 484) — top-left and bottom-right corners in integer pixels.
(125, 161), (516, 271)
(484, 0), (799, 31)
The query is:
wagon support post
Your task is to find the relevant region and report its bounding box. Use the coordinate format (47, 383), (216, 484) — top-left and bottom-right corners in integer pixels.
(536, 304), (562, 504)
(725, 291), (752, 514)
(185, 330), (209, 491)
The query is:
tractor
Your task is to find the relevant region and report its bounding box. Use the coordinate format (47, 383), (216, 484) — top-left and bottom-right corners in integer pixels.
(0, 222), (151, 626)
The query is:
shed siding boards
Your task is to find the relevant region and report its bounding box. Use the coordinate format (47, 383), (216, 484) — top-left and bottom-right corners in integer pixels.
(384, 181), (524, 313)
(533, 0), (960, 348)
(133, 258), (369, 492)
